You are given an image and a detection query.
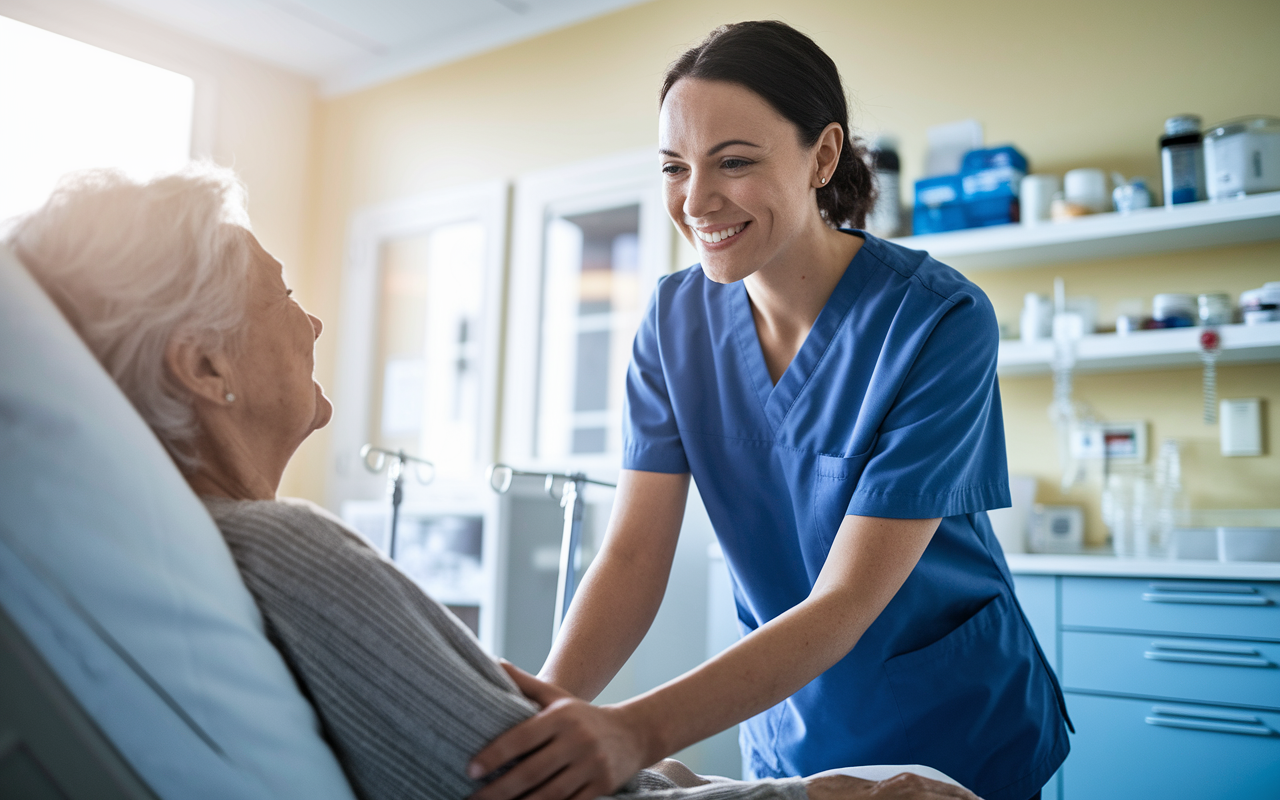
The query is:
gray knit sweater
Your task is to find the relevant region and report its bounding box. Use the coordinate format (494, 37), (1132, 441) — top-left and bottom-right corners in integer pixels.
(203, 497), (807, 800)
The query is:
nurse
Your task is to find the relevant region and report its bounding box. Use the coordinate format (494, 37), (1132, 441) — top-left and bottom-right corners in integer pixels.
(471, 20), (1070, 800)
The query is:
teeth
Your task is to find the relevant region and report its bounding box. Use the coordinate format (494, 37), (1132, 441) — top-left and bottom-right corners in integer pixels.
(695, 223), (745, 244)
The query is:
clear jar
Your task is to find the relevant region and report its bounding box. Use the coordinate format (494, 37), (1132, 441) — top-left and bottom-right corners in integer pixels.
(1197, 293), (1232, 326)
(1103, 469), (1157, 558)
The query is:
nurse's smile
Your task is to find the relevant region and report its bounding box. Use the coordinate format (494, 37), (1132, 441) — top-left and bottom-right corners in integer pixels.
(693, 221), (748, 246)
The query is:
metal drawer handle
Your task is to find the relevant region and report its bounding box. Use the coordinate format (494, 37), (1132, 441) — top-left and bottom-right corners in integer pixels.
(1150, 640), (1262, 656)
(1144, 650), (1274, 668)
(1150, 705), (1264, 723)
(1149, 582), (1260, 595)
(1145, 715), (1274, 737)
(1142, 591), (1272, 606)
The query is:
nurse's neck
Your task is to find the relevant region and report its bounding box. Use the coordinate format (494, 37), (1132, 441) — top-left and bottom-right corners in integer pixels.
(745, 224), (863, 384)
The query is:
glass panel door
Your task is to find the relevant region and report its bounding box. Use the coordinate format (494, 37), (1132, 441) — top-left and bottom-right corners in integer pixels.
(371, 221), (486, 480)
(537, 204), (643, 460)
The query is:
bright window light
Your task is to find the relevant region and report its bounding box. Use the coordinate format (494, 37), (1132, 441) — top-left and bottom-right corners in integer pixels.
(0, 15), (194, 223)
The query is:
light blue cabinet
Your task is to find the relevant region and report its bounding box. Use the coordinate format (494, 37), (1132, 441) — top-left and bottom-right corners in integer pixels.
(1013, 572), (1280, 800)
(1064, 693), (1280, 798)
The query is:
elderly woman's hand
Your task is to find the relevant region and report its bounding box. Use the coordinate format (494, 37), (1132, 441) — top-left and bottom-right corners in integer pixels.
(468, 662), (649, 800)
(805, 773), (982, 800)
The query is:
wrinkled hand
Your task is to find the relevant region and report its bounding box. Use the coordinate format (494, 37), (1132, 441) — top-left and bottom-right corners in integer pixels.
(805, 773), (982, 800)
(467, 662), (649, 800)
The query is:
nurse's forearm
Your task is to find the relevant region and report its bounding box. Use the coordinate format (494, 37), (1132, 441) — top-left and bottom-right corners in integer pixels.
(539, 469), (691, 701)
(613, 514), (940, 764)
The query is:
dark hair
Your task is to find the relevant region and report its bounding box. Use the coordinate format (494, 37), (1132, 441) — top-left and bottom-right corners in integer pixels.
(661, 21), (876, 229)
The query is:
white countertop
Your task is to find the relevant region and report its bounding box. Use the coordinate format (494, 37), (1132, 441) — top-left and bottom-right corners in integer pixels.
(1005, 552), (1280, 581)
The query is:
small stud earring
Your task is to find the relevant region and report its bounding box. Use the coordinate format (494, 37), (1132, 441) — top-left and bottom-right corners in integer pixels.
(225, 392), (236, 403)
(820, 176), (827, 184)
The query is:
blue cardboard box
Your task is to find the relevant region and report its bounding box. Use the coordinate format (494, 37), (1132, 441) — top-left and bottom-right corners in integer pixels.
(960, 145), (1028, 227)
(912, 174), (967, 235)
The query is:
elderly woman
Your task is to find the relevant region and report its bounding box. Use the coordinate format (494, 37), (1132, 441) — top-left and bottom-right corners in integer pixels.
(6, 164), (979, 800)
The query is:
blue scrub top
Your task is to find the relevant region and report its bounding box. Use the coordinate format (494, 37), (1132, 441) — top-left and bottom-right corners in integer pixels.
(622, 233), (1070, 800)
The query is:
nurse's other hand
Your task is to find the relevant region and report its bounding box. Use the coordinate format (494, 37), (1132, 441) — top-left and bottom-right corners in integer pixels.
(467, 661), (646, 800)
(805, 773), (982, 800)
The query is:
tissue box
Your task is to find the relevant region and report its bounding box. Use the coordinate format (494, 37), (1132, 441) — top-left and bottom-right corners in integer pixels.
(960, 145), (1028, 227)
(912, 174), (967, 235)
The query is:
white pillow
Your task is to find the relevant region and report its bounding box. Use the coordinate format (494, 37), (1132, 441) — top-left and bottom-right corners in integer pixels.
(0, 245), (356, 800)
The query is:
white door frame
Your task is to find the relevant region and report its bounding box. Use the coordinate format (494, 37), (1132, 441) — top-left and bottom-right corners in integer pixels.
(501, 148), (670, 479)
(326, 180), (509, 510)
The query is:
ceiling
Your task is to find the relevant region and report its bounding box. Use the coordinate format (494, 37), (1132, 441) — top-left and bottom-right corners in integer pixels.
(92, 0), (652, 96)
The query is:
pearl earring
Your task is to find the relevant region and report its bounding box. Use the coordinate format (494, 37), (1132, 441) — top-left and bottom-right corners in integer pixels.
(225, 392), (236, 403)
(820, 176), (827, 184)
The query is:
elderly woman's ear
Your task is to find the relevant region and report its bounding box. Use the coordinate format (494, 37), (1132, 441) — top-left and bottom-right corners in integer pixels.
(166, 336), (237, 407)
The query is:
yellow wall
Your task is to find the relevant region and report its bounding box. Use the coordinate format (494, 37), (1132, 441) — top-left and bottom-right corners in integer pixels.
(301, 0), (1280, 538)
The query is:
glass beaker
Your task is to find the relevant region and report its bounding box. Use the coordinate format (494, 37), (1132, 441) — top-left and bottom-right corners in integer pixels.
(1103, 469), (1156, 558)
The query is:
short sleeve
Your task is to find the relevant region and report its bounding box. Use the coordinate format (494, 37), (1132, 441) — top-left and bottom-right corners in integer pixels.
(622, 279), (689, 474)
(846, 292), (1010, 519)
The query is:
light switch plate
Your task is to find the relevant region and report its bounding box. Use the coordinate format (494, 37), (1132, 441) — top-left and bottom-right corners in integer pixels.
(1220, 398), (1263, 457)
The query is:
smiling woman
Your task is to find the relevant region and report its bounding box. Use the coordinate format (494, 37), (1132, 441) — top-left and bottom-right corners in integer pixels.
(469, 20), (1070, 800)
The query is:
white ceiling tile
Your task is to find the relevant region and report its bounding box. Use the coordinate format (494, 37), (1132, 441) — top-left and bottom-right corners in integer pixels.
(73, 0), (652, 95)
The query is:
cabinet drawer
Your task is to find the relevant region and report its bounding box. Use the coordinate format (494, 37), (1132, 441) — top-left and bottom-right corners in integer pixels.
(1062, 577), (1280, 640)
(1062, 631), (1280, 710)
(1062, 693), (1280, 800)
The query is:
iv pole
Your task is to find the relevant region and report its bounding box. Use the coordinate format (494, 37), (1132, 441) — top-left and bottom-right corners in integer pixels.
(360, 444), (435, 560)
(486, 464), (616, 637)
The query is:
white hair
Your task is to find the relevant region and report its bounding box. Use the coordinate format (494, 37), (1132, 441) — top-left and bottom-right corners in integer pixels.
(5, 163), (254, 469)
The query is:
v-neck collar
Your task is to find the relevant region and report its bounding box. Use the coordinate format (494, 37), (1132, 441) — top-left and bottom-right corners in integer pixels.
(730, 232), (871, 433)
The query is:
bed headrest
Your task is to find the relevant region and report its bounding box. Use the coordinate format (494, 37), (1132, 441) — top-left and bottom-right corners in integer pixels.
(0, 244), (355, 800)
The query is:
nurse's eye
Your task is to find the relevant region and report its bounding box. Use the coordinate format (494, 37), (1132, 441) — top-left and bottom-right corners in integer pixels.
(661, 163), (686, 176)
(721, 158), (753, 171)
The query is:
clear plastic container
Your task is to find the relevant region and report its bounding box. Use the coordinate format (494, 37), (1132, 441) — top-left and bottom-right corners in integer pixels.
(1203, 116), (1280, 200)
(1197, 293), (1232, 325)
(1103, 468), (1157, 558)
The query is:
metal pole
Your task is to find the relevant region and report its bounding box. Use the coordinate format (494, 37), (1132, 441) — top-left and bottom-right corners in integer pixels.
(360, 444), (434, 562)
(485, 464), (615, 640)
(552, 475), (587, 638)
(387, 454), (405, 560)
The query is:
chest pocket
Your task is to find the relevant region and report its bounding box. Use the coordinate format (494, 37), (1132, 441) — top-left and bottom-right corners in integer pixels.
(811, 449), (874, 558)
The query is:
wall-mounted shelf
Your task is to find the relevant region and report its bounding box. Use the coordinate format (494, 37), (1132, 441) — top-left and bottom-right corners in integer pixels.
(891, 191), (1280, 272)
(998, 321), (1280, 377)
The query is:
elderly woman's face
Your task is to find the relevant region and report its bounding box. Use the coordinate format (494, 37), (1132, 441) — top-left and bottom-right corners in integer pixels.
(234, 232), (332, 445)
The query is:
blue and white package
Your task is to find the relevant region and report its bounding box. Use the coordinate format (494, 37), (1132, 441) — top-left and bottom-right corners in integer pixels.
(960, 145), (1028, 227)
(912, 174), (967, 235)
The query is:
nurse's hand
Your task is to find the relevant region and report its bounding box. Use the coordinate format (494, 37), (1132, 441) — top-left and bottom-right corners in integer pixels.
(467, 662), (648, 800)
(805, 773), (982, 799)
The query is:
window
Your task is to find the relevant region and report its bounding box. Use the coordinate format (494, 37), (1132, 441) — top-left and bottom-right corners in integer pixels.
(0, 15), (194, 223)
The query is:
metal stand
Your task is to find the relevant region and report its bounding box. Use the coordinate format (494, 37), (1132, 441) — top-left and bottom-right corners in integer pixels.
(360, 445), (435, 560)
(487, 464), (615, 637)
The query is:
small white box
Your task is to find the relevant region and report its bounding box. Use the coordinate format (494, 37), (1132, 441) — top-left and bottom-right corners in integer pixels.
(1028, 504), (1085, 554)
(1220, 399), (1263, 457)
